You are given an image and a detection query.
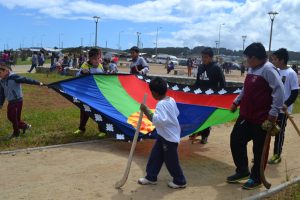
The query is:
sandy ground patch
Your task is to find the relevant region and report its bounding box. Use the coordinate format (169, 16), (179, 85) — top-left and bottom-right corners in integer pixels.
(1, 115), (300, 200)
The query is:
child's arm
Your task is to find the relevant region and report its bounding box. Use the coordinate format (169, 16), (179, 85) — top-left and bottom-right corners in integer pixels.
(140, 104), (153, 121)
(11, 74), (43, 86)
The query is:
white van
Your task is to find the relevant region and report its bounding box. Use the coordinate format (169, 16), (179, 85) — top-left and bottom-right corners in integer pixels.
(154, 54), (178, 65)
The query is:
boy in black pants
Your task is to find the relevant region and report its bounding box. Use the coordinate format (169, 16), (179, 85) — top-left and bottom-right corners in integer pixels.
(138, 77), (186, 189)
(268, 48), (299, 164)
(191, 47), (225, 144)
(227, 43), (284, 189)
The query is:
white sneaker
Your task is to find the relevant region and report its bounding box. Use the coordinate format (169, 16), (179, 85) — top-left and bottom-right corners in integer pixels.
(167, 181), (186, 189)
(138, 177), (157, 185)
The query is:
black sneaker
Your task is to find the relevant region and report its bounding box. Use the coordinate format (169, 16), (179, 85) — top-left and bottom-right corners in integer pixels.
(22, 124), (31, 134)
(242, 179), (262, 190)
(201, 136), (208, 144)
(227, 172), (250, 183)
(9, 132), (20, 139)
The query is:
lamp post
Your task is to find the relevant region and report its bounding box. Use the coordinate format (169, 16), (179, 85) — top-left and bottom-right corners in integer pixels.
(80, 37), (83, 47)
(40, 34), (45, 48)
(137, 32), (141, 48)
(93, 16), (100, 47)
(242, 35), (247, 51)
(215, 40), (219, 55)
(268, 11), (278, 56)
(218, 23), (225, 56)
(118, 31), (124, 50)
(58, 33), (63, 49)
(155, 26), (162, 59)
(32, 36), (35, 47)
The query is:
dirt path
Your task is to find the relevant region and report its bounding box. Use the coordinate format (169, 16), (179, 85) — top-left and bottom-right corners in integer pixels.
(1, 115), (300, 200)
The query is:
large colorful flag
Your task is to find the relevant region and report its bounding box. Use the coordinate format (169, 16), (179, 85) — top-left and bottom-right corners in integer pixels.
(49, 74), (241, 141)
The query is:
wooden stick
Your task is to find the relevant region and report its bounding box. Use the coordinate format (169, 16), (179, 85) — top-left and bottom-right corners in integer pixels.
(285, 111), (300, 136)
(115, 94), (147, 189)
(260, 131), (272, 189)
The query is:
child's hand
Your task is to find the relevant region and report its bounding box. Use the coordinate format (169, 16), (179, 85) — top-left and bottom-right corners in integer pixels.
(267, 115), (277, 124)
(282, 104), (288, 112)
(140, 104), (148, 113)
(230, 103), (237, 113)
(82, 69), (89, 74)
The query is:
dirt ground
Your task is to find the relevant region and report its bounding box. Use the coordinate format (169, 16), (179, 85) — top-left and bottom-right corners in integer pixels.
(1, 64), (300, 200)
(1, 116), (300, 200)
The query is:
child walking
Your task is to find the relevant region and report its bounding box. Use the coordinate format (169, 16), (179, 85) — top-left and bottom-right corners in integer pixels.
(138, 77), (186, 189)
(227, 43), (284, 190)
(0, 62), (44, 138)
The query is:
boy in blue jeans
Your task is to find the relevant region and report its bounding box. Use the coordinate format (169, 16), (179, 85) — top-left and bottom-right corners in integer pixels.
(138, 77), (186, 189)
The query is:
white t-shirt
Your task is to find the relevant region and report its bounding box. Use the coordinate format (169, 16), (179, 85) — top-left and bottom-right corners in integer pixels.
(152, 97), (181, 143)
(278, 67), (299, 113)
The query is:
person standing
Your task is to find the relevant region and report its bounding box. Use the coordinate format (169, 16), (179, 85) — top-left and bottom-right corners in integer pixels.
(129, 46), (149, 75)
(268, 48), (299, 164)
(227, 43), (284, 190)
(186, 58), (192, 77)
(138, 77), (186, 189)
(191, 47), (225, 144)
(73, 48), (106, 137)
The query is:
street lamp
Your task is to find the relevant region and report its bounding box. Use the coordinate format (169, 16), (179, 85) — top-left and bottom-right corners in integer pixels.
(32, 36), (35, 47)
(93, 16), (100, 47)
(80, 37), (83, 47)
(242, 35), (247, 51)
(137, 32), (141, 48)
(155, 26), (162, 59)
(58, 33), (63, 49)
(118, 31), (124, 50)
(215, 40), (219, 55)
(40, 34), (45, 48)
(268, 11), (278, 56)
(218, 23), (225, 56)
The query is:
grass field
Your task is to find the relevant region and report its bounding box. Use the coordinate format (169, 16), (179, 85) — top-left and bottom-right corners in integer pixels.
(0, 73), (101, 151)
(0, 73), (299, 151)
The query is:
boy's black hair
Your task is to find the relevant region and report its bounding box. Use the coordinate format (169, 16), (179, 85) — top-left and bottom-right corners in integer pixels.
(201, 47), (214, 57)
(243, 42), (267, 60)
(88, 48), (101, 58)
(273, 48), (289, 65)
(130, 46), (140, 53)
(149, 77), (167, 96)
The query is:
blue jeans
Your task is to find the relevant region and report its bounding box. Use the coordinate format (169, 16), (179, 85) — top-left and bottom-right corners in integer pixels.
(146, 135), (186, 185)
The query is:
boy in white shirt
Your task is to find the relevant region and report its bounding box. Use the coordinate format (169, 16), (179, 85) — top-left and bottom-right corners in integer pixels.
(138, 77), (186, 189)
(269, 48), (299, 164)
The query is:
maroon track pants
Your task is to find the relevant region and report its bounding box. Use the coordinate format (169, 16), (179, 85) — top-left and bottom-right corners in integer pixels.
(7, 101), (27, 134)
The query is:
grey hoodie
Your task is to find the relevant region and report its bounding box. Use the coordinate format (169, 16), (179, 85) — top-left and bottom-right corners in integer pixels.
(0, 72), (41, 106)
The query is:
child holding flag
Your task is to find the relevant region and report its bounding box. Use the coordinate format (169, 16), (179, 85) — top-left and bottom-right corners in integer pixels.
(138, 77), (186, 189)
(0, 62), (44, 138)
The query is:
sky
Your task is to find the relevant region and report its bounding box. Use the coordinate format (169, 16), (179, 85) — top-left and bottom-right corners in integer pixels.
(0, 0), (300, 52)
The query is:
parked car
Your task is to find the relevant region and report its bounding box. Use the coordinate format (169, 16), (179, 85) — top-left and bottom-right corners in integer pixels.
(154, 54), (179, 65)
(177, 58), (187, 66)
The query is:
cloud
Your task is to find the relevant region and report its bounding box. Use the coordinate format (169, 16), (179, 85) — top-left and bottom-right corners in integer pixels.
(0, 0), (299, 51)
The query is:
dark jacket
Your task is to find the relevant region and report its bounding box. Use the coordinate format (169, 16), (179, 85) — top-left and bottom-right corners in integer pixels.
(194, 62), (225, 88)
